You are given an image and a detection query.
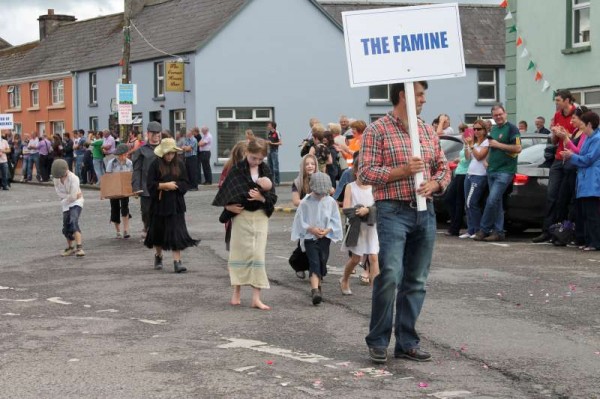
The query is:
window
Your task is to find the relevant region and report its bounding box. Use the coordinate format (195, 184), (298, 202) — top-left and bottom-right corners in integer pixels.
(477, 69), (498, 102)
(572, 0), (590, 46)
(370, 114), (386, 122)
(37, 122), (46, 138)
(51, 80), (64, 104)
(89, 117), (98, 132)
(154, 62), (165, 98)
(30, 82), (39, 107)
(170, 109), (186, 135)
(8, 85), (21, 109)
(369, 85), (390, 102)
(570, 87), (600, 114)
(89, 72), (97, 104)
(464, 114), (492, 124)
(13, 123), (22, 135)
(52, 121), (65, 136)
(217, 107), (274, 158)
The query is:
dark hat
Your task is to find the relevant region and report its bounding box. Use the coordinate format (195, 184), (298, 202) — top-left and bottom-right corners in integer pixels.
(309, 172), (332, 195)
(115, 143), (129, 156)
(147, 121), (162, 133)
(51, 159), (69, 179)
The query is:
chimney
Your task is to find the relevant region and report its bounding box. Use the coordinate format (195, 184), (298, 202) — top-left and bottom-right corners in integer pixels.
(38, 9), (76, 40)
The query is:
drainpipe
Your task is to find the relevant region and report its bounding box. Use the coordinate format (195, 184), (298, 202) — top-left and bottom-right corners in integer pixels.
(73, 72), (79, 130)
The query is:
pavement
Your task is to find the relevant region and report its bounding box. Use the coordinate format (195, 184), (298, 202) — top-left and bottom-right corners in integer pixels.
(0, 182), (599, 398)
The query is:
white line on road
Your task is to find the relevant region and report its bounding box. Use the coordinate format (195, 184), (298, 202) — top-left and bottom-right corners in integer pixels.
(219, 338), (332, 364)
(234, 366), (257, 372)
(132, 318), (168, 325)
(96, 309), (119, 313)
(47, 297), (72, 305)
(0, 298), (36, 302)
(488, 243), (510, 248)
(428, 391), (472, 398)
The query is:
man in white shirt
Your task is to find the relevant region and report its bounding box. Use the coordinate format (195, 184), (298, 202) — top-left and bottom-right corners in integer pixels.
(0, 133), (10, 190)
(198, 126), (213, 185)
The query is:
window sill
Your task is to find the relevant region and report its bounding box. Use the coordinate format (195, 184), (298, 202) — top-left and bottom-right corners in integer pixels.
(88, 103), (98, 108)
(27, 107), (40, 112)
(4, 108), (21, 113)
(561, 45), (591, 55)
(366, 100), (392, 106)
(153, 96), (166, 102)
(475, 100), (501, 107)
(47, 104), (65, 110)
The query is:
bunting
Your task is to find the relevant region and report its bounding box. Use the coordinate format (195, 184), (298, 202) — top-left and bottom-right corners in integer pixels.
(501, 0), (552, 92)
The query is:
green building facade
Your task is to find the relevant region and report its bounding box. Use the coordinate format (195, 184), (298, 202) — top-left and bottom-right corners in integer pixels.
(506, 0), (599, 127)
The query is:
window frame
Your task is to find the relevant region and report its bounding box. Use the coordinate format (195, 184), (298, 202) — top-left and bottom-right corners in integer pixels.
(368, 85), (391, 102)
(51, 120), (65, 137)
(89, 116), (99, 132)
(571, 0), (591, 48)
(216, 107), (274, 161)
(8, 85), (21, 109)
(30, 82), (39, 107)
(477, 68), (498, 102)
(569, 86), (600, 114)
(89, 72), (97, 104)
(171, 109), (186, 135)
(13, 122), (22, 135)
(51, 79), (64, 104)
(154, 61), (165, 98)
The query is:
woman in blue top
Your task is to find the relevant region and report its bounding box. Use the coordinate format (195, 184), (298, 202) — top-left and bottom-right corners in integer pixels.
(444, 124), (471, 236)
(561, 111), (600, 251)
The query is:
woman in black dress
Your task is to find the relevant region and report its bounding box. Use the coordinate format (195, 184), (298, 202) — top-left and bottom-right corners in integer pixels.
(144, 138), (199, 273)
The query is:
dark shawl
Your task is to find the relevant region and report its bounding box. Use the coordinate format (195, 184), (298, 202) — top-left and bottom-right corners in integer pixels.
(147, 157), (189, 216)
(212, 159), (278, 221)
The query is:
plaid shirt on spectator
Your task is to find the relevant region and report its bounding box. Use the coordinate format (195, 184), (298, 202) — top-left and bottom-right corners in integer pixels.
(358, 112), (450, 202)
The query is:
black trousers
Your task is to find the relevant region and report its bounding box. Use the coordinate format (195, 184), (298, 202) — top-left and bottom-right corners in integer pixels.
(140, 196), (151, 233)
(444, 174), (466, 235)
(199, 151), (212, 184)
(542, 160), (566, 232)
(40, 154), (53, 181)
(185, 156), (198, 188)
(110, 197), (130, 224)
(580, 197), (600, 248)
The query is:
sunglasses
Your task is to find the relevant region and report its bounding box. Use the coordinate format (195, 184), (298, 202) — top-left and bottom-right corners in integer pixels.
(473, 127), (485, 131)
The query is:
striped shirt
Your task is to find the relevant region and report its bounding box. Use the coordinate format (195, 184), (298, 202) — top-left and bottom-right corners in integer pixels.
(358, 112), (450, 202)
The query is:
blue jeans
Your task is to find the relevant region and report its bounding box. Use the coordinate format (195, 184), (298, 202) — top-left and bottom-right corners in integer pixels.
(26, 153), (41, 181)
(480, 172), (514, 235)
(62, 205), (82, 241)
(464, 174), (488, 235)
(93, 159), (104, 183)
(365, 200), (436, 352)
(75, 155), (84, 179)
(0, 162), (8, 189)
(268, 150), (280, 185)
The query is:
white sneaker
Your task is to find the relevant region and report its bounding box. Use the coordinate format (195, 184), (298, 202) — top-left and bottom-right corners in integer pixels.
(459, 233), (471, 239)
(469, 234), (476, 239)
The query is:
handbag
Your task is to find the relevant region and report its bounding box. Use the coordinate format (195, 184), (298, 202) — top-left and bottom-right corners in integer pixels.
(288, 241), (309, 272)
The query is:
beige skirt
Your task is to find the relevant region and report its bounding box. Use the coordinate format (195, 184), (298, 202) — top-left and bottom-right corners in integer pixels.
(228, 210), (270, 289)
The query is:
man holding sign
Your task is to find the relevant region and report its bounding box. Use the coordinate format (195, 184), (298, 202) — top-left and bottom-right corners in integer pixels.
(358, 82), (450, 364)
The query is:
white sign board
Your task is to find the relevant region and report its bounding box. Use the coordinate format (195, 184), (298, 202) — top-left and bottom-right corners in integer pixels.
(342, 3), (465, 87)
(118, 104), (133, 125)
(0, 114), (14, 130)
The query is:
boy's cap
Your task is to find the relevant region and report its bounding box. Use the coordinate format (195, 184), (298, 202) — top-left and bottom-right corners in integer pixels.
(51, 159), (69, 178)
(147, 121), (162, 133)
(309, 172), (332, 195)
(114, 143), (129, 155)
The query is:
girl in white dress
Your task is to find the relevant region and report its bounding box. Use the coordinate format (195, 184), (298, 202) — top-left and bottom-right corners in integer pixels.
(339, 163), (380, 295)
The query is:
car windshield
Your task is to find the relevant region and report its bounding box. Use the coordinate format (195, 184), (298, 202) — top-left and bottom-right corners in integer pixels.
(440, 138), (463, 160)
(518, 143), (546, 165)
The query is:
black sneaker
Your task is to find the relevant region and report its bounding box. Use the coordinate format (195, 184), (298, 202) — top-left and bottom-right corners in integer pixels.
(394, 348), (432, 362)
(368, 347), (387, 364)
(154, 254), (163, 270)
(532, 233), (551, 243)
(311, 288), (322, 306)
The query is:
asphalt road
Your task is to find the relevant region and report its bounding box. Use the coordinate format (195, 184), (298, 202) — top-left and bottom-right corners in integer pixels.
(0, 183), (598, 399)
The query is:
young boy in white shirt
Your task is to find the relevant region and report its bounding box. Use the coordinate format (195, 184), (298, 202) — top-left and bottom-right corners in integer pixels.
(52, 159), (85, 257)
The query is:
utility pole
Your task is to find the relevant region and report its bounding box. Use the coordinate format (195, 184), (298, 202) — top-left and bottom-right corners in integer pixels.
(120, 0), (133, 143)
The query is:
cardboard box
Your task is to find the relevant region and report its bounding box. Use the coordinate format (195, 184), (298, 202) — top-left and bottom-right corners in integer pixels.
(100, 172), (138, 199)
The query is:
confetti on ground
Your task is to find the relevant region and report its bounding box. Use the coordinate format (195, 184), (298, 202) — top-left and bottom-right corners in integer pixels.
(47, 297), (72, 305)
(482, 364), (489, 369)
(353, 371), (365, 378)
(336, 361), (351, 367)
(419, 382), (429, 388)
(496, 292), (503, 297)
(594, 351), (600, 356)
(460, 344), (468, 352)
(280, 382), (290, 387)
(68, 358), (80, 362)
(266, 360), (273, 365)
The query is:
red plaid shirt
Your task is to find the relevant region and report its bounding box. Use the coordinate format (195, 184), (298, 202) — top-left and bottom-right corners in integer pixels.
(358, 112), (450, 202)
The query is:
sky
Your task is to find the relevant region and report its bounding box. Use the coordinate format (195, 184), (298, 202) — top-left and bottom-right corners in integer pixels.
(0, 0), (500, 46)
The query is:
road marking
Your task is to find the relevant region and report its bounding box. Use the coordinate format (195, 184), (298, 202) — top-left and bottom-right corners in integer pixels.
(132, 318), (168, 325)
(219, 338), (332, 364)
(0, 298), (36, 302)
(47, 297), (72, 305)
(0, 286), (14, 290)
(96, 309), (119, 313)
(429, 391), (472, 398)
(488, 243), (510, 247)
(3, 313), (20, 316)
(234, 366), (256, 373)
